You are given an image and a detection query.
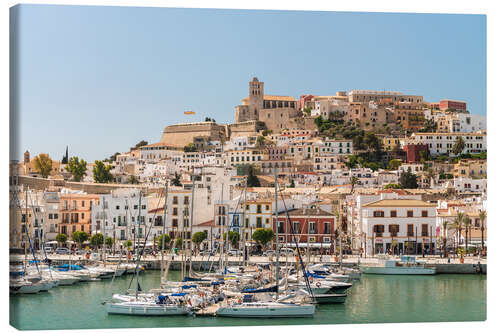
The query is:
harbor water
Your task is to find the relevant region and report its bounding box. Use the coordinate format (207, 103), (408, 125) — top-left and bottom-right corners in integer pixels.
(10, 271), (486, 330)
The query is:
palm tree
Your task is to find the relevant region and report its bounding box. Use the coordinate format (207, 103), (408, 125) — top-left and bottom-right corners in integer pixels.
(349, 176), (359, 194)
(479, 210), (486, 255)
(453, 212), (465, 255)
(442, 221), (449, 257)
(463, 215), (471, 256)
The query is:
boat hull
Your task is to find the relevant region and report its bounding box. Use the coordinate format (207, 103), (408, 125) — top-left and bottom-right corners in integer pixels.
(312, 294), (347, 304)
(106, 302), (189, 316)
(360, 266), (436, 275)
(216, 303), (315, 318)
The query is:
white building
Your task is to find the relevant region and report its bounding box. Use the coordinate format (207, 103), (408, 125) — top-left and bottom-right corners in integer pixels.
(453, 178), (487, 193)
(408, 132), (487, 156)
(361, 198), (437, 255)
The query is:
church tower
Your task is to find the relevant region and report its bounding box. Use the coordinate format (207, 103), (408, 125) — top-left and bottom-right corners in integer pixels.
(248, 77), (264, 120)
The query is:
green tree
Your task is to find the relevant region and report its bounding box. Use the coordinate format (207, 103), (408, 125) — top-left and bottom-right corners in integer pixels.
(71, 231), (89, 249)
(183, 143), (197, 152)
(157, 234), (171, 250)
(126, 175), (139, 184)
(55, 233), (67, 246)
(224, 231), (240, 249)
(132, 140), (148, 150)
(33, 153), (53, 178)
(192, 232), (207, 251)
(90, 233), (104, 248)
(453, 212), (465, 254)
(345, 155), (358, 169)
(464, 215), (472, 255)
(289, 178), (295, 188)
(122, 240), (133, 251)
(174, 237), (183, 249)
(442, 221), (449, 257)
(252, 228), (274, 250)
(302, 107), (312, 116)
(172, 172), (182, 186)
(105, 237), (114, 247)
(92, 160), (113, 183)
(349, 176), (360, 194)
(364, 133), (381, 151)
(61, 146), (69, 164)
(479, 210), (486, 254)
(246, 165), (261, 187)
(388, 159), (402, 170)
(256, 135), (266, 147)
(452, 136), (465, 156)
(399, 170), (418, 189)
(262, 129), (273, 136)
(384, 183), (402, 189)
(65, 156), (87, 182)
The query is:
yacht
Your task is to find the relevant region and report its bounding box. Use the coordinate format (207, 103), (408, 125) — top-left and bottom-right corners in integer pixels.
(360, 255), (436, 275)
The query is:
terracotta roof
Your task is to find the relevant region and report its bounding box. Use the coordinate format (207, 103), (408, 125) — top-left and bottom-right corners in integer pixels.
(278, 208), (334, 217)
(363, 199), (436, 208)
(197, 220), (215, 227)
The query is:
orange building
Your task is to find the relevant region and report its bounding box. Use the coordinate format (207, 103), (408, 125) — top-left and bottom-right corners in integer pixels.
(59, 193), (99, 236)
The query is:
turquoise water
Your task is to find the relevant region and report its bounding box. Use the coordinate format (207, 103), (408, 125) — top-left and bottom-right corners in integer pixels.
(10, 271), (486, 330)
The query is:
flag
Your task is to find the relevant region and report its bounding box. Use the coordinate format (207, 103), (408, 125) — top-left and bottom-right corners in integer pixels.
(184, 110), (195, 115)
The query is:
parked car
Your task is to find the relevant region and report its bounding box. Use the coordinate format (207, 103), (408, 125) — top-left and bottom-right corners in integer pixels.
(264, 250), (275, 257)
(228, 249), (242, 256)
(279, 248), (295, 256)
(55, 248), (70, 255)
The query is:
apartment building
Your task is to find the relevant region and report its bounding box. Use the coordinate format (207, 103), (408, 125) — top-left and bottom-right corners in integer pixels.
(408, 132), (487, 156)
(59, 192), (99, 236)
(361, 199), (437, 255)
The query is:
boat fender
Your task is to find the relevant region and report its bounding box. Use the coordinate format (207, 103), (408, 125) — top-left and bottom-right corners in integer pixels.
(316, 281), (321, 288)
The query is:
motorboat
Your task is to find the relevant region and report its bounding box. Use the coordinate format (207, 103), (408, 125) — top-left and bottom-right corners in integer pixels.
(216, 299), (315, 318)
(360, 255), (436, 275)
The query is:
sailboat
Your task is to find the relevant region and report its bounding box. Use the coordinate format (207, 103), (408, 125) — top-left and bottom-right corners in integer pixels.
(105, 184), (190, 316)
(216, 168), (316, 318)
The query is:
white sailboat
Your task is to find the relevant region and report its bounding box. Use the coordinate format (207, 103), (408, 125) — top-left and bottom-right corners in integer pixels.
(217, 168), (316, 318)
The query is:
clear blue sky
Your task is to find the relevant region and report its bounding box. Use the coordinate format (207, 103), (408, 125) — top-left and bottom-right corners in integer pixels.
(12, 4), (486, 162)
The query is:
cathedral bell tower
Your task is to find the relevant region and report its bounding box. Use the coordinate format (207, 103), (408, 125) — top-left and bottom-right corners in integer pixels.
(248, 77), (264, 120)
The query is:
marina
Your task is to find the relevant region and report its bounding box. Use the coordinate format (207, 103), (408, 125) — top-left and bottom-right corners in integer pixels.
(10, 270), (486, 330)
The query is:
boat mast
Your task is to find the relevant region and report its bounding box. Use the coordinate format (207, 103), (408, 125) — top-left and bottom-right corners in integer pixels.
(135, 190), (142, 297)
(274, 167), (279, 298)
(161, 181), (168, 283)
(189, 173), (195, 275)
(242, 180), (247, 267)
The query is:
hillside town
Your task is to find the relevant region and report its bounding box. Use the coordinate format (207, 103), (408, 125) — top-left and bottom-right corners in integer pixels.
(9, 77), (487, 259)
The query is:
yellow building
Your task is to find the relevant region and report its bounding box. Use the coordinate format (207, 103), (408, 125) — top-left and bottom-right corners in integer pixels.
(454, 159), (487, 178)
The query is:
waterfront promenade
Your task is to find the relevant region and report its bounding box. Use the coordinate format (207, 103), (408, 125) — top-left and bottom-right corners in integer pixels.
(10, 253), (487, 273)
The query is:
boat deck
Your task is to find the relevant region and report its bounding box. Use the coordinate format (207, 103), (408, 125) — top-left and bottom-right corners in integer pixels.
(195, 304), (219, 317)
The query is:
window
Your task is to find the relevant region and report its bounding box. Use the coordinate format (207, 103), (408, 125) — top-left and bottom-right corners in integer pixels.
(421, 224), (429, 236)
(82, 201), (85, 207)
(245, 218), (249, 228)
(173, 207), (178, 216)
(266, 205), (270, 211)
(407, 210), (414, 217)
(373, 211), (384, 217)
(373, 225), (384, 236)
(422, 210), (428, 217)
(172, 219), (178, 227)
(256, 217), (262, 228)
(389, 224), (399, 236)
(173, 196), (178, 205)
(257, 205), (262, 213)
(324, 222), (331, 234)
(184, 196), (189, 205)
(390, 210), (397, 217)
(407, 224), (414, 236)
(278, 221), (285, 233)
(308, 222), (317, 234)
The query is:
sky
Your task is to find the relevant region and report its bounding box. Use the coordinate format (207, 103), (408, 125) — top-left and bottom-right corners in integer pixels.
(11, 4), (486, 162)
